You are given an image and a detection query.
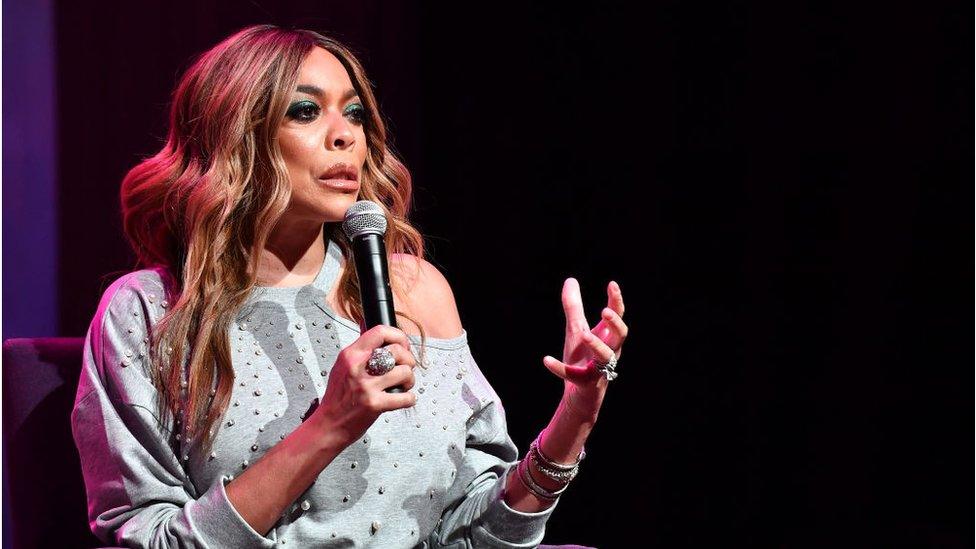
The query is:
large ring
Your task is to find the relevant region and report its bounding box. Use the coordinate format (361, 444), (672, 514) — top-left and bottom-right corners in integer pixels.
(366, 347), (396, 376)
(593, 354), (619, 381)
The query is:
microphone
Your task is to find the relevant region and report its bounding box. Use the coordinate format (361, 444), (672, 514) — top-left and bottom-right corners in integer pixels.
(341, 200), (404, 393)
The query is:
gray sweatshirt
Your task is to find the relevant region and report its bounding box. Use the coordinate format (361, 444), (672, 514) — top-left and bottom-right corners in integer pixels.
(71, 238), (560, 548)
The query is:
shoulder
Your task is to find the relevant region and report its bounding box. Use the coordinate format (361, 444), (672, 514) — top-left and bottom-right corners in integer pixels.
(390, 253), (463, 339)
(90, 267), (175, 366)
(82, 267), (174, 408)
(96, 267), (173, 325)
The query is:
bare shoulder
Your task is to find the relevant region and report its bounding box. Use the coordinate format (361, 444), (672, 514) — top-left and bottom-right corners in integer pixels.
(390, 253), (463, 339)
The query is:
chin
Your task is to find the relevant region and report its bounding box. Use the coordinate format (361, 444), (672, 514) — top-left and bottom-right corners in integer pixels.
(321, 197), (359, 223)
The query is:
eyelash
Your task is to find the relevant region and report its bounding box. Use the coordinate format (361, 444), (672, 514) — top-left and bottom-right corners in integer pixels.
(286, 101), (367, 125)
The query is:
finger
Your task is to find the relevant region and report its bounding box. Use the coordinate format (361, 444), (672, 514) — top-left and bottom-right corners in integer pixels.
(377, 389), (418, 411)
(383, 343), (417, 368)
(594, 307), (628, 350)
(352, 324), (412, 353)
(349, 326), (413, 376)
(583, 331), (617, 364)
(371, 364), (416, 391)
(607, 280), (624, 317)
(561, 277), (590, 334)
(542, 355), (597, 383)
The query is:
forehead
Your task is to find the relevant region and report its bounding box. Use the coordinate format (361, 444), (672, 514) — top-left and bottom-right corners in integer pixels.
(296, 47), (353, 91)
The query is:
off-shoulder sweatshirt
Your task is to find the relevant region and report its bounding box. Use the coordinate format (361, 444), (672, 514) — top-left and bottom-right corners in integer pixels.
(70, 238), (560, 548)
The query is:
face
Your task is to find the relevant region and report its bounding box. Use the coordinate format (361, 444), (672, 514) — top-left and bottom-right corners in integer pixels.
(276, 47), (368, 225)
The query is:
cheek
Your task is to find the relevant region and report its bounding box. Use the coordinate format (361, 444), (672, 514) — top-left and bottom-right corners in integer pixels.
(278, 132), (321, 169)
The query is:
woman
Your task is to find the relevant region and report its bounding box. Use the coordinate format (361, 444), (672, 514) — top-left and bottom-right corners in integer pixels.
(71, 24), (628, 548)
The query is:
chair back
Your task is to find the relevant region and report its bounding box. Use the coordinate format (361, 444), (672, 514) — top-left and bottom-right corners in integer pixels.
(3, 337), (102, 549)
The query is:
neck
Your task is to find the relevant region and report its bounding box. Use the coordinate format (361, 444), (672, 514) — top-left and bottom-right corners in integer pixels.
(256, 219), (328, 288)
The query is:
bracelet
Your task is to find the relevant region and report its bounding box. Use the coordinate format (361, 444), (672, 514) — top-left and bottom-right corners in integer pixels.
(515, 457), (568, 501)
(528, 434), (585, 484)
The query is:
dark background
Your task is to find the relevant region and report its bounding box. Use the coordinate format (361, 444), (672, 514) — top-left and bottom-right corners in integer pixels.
(6, 1), (972, 547)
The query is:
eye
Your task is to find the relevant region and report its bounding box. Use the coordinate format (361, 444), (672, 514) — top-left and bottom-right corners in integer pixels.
(286, 100), (320, 123)
(345, 103), (368, 126)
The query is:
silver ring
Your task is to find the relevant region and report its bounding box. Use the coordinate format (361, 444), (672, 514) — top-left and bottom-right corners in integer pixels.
(594, 354), (619, 381)
(366, 347), (396, 376)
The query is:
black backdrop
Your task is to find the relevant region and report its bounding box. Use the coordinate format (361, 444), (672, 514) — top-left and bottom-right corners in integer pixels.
(53, 2), (970, 547)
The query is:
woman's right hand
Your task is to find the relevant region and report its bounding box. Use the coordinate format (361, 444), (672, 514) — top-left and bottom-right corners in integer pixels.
(309, 325), (418, 449)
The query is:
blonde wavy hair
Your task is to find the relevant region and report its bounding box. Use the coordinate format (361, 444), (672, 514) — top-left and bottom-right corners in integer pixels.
(120, 24), (428, 454)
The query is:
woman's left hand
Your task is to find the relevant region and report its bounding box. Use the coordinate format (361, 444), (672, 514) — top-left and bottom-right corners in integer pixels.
(542, 278), (628, 422)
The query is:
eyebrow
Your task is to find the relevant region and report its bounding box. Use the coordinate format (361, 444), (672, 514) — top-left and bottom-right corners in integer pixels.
(295, 85), (360, 102)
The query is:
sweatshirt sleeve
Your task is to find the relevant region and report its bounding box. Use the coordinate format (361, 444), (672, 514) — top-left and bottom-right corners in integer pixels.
(70, 271), (276, 549)
(428, 341), (561, 548)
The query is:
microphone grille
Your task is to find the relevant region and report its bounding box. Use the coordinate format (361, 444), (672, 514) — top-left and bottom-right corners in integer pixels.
(342, 200), (388, 239)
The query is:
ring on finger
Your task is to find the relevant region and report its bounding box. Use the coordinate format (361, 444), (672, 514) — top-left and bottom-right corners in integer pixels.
(593, 353), (619, 381)
(366, 347), (396, 376)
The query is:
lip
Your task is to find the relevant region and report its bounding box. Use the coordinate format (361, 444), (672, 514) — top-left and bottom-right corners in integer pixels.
(319, 163), (359, 181)
(317, 162), (360, 192)
(317, 177), (360, 192)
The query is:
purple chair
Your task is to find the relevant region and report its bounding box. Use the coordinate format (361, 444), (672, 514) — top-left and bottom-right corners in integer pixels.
(2, 337), (101, 549)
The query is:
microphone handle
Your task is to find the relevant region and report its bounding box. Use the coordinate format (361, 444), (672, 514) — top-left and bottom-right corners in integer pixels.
(351, 233), (404, 393)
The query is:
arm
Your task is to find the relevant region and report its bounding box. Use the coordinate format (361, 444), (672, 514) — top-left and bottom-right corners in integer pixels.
(72, 273), (276, 547)
(506, 277), (628, 512)
(500, 396), (596, 513)
(71, 272), (342, 546)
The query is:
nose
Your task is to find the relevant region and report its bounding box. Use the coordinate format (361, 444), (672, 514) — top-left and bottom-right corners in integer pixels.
(324, 109), (356, 151)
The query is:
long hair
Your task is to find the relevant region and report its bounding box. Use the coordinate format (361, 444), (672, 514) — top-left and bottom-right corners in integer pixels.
(120, 24), (428, 454)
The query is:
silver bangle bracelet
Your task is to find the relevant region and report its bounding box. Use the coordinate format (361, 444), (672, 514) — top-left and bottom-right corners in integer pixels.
(528, 435), (585, 484)
(516, 458), (569, 500)
(529, 448), (579, 483)
(532, 434), (586, 470)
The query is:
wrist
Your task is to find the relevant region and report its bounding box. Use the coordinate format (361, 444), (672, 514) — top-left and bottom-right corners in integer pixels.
(538, 412), (592, 469)
(302, 411), (346, 459)
(559, 387), (601, 427)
